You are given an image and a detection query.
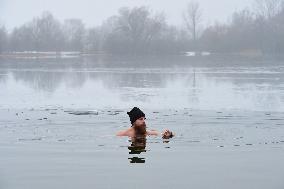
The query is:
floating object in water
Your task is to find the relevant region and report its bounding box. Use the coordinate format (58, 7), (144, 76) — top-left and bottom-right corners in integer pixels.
(187, 140), (200, 143)
(108, 112), (119, 115)
(65, 110), (99, 115)
(45, 108), (58, 111)
(201, 51), (211, 56)
(18, 137), (42, 141)
(185, 51), (196, 57)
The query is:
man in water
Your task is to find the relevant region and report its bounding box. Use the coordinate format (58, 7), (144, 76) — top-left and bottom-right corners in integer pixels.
(116, 107), (174, 139)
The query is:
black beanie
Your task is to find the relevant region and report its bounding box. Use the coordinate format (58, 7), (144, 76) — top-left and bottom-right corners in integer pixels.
(127, 107), (145, 124)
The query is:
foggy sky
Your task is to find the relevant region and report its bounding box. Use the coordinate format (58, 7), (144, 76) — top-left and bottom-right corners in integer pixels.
(1, 0), (254, 30)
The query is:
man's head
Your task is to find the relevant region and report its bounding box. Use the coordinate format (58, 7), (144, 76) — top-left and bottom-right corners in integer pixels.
(127, 107), (146, 134)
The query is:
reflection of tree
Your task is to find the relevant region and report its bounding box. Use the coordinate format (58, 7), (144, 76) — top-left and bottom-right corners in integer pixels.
(128, 136), (147, 163)
(5, 56), (279, 95)
(11, 71), (88, 92)
(1, 58), (85, 92)
(12, 71), (63, 92)
(0, 71), (8, 84)
(1, 56), (206, 93)
(128, 157), (145, 163)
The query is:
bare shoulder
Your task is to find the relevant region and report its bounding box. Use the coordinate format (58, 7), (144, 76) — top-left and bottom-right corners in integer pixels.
(116, 127), (134, 136)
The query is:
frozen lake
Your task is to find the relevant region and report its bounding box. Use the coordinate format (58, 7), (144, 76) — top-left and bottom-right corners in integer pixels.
(0, 56), (284, 189)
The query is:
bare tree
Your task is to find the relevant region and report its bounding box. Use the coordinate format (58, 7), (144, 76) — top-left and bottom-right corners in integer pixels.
(30, 12), (64, 52)
(254, 0), (284, 54)
(102, 6), (166, 54)
(254, 0), (283, 19)
(183, 1), (202, 42)
(85, 27), (103, 52)
(63, 19), (85, 51)
(116, 7), (165, 51)
(10, 25), (34, 51)
(0, 25), (7, 53)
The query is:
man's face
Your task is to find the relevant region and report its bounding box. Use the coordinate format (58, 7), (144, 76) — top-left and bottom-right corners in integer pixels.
(133, 117), (146, 134)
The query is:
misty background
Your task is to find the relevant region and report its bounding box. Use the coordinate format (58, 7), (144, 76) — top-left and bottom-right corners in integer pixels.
(1, 0), (284, 55)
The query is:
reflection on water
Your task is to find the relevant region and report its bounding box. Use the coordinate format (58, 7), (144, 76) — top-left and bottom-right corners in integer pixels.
(0, 57), (283, 111)
(128, 136), (147, 163)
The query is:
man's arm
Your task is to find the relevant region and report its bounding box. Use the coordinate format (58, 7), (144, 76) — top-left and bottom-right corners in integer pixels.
(147, 130), (160, 136)
(147, 129), (174, 138)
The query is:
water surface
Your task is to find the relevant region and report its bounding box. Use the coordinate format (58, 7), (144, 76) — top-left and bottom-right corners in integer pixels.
(0, 56), (284, 189)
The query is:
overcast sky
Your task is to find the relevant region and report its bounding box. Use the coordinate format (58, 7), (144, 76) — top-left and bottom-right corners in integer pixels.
(1, 0), (254, 30)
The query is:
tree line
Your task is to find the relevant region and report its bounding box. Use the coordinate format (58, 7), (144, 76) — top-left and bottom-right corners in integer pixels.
(0, 0), (284, 55)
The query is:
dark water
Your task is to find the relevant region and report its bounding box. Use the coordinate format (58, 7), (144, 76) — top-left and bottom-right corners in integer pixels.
(0, 56), (284, 189)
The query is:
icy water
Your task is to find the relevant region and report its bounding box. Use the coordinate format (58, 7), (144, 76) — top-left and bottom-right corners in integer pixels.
(0, 56), (284, 189)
